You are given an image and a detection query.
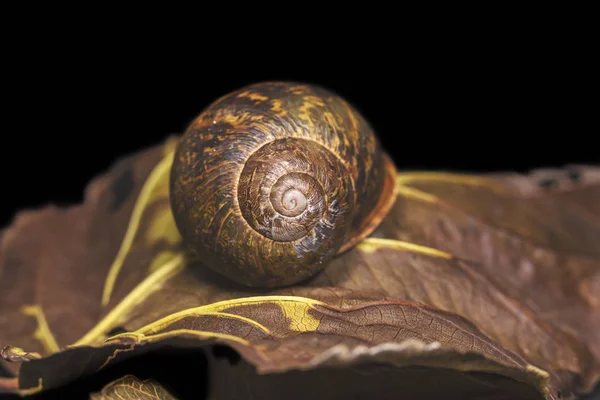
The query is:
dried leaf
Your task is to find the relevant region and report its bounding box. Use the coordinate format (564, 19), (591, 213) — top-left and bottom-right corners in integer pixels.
(90, 375), (178, 400)
(0, 137), (179, 371)
(101, 142), (182, 307)
(0, 346), (40, 363)
(1, 138), (598, 399)
(15, 296), (549, 399)
(57, 238), (584, 396)
(376, 169), (600, 391)
(29, 231), (577, 396)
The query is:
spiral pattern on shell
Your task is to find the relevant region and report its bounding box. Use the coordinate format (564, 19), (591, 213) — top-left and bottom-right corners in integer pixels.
(238, 138), (353, 243)
(170, 82), (396, 287)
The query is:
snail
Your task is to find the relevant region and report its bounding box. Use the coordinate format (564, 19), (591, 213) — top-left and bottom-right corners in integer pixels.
(170, 81), (397, 288)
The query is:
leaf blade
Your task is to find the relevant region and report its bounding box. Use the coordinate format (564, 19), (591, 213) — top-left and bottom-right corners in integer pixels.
(90, 375), (178, 400)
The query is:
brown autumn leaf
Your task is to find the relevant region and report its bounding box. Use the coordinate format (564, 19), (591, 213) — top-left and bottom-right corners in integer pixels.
(376, 168), (600, 390)
(0, 136), (180, 372)
(90, 375), (178, 400)
(39, 239), (584, 397)
(0, 137), (598, 399)
(12, 296), (549, 399)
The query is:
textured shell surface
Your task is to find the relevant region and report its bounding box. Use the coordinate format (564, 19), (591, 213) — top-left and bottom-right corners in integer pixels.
(170, 81), (397, 287)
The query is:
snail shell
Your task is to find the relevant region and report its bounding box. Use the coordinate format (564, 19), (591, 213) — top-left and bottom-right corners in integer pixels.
(170, 82), (397, 288)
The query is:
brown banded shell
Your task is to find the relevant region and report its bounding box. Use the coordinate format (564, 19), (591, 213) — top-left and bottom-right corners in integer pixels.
(170, 81), (397, 287)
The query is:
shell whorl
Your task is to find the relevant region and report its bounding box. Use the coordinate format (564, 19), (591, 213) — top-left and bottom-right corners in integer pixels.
(170, 82), (396, 288)
(238, 138), (353, 243)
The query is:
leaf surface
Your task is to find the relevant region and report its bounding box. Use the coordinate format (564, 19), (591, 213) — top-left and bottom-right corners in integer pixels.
(15, 296), (549, 399)
(0, 137), (180, 371)
(376, 168), (600, 390)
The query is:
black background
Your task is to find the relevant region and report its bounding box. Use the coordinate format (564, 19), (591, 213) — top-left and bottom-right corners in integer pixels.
(1, 43), (597, 227)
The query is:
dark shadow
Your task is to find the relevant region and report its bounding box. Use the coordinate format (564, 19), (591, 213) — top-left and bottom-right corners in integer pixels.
(21, 348), (208, 400)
